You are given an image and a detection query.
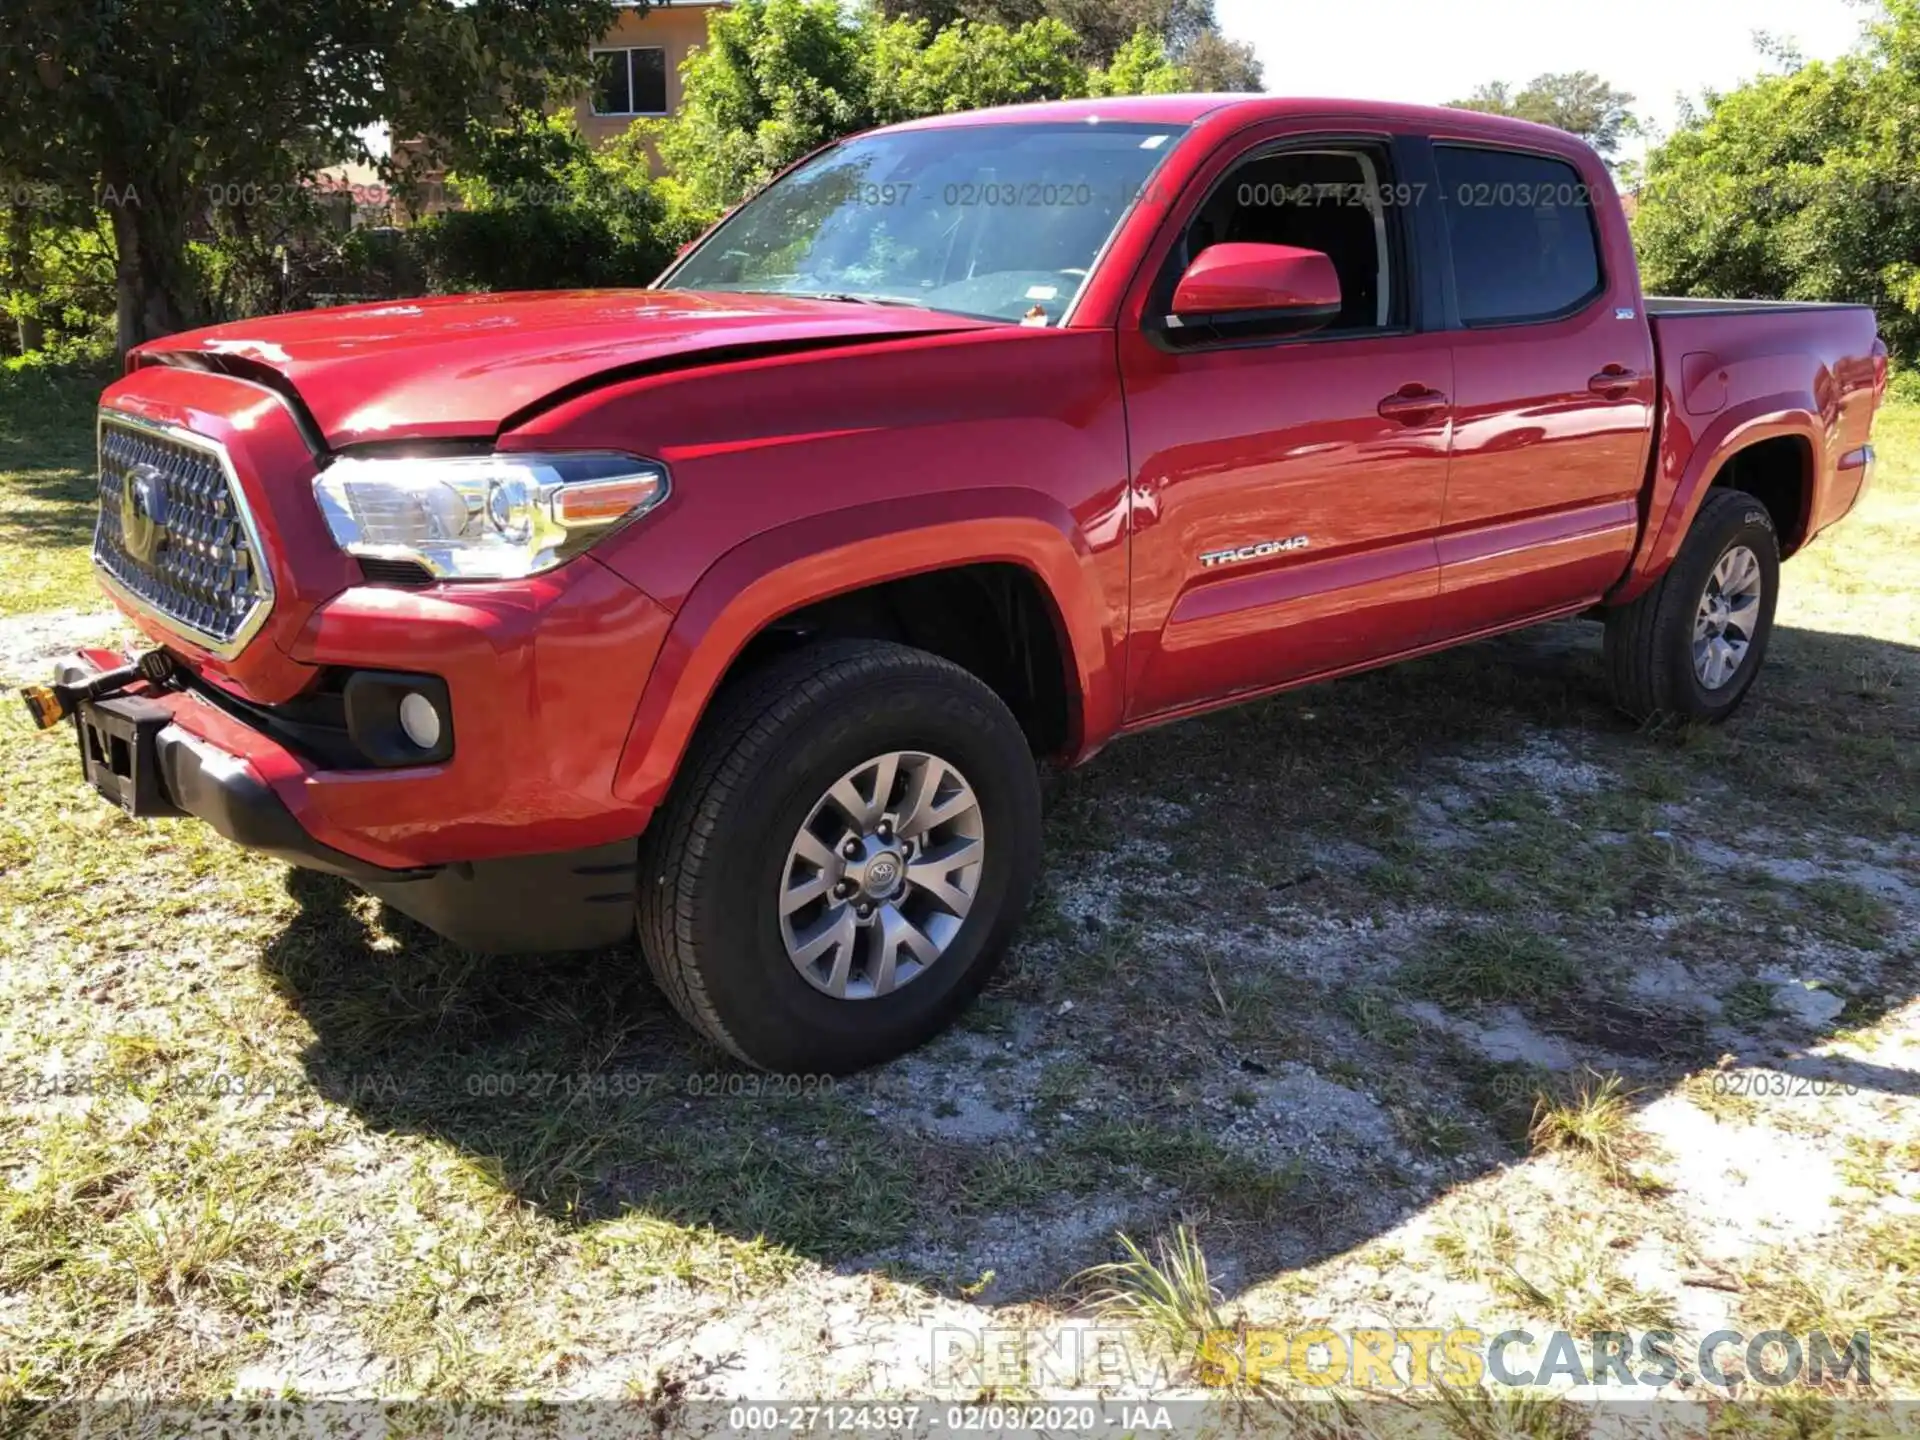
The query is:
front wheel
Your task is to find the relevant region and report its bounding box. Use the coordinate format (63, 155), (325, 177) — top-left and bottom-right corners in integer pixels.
(1603, 489), (1781, 724)
(635, 640), (1042, 1073)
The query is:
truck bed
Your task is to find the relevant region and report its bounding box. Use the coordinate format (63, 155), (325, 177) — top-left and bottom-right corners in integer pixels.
(1630, 296), (1885, 595)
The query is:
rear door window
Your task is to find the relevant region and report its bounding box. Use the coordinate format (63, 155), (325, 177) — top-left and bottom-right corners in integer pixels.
(1435, 145), (1602, 325)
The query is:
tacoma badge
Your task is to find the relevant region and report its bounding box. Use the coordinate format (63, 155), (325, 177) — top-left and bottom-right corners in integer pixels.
(1199, 536), (1310, 569)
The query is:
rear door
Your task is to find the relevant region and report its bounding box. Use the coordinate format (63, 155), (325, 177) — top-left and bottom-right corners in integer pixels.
(1426, 140), (1654, 637)
(1119, 126), (1454, 721)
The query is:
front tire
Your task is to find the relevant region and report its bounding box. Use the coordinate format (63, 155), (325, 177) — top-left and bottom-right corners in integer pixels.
(636, 640), (1042, 1073)
(1603, 489), (1781, 724)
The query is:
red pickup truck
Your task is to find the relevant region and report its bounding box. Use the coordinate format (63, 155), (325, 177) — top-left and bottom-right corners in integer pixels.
(34, 96), (1886, 1071)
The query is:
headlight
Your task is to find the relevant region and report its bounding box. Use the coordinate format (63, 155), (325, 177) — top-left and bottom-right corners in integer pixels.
(312, 451), (670, 581)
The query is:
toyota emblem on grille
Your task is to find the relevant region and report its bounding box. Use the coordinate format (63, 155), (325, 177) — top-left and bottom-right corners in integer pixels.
(120, 461), (170, 565)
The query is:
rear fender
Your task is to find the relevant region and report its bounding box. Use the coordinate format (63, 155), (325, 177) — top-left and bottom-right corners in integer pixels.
(1610, 392), (1821, 605)
(611, 489), (1122, 808)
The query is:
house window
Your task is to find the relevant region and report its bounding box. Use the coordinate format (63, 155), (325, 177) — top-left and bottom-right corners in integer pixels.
(592, 47), (669, 117)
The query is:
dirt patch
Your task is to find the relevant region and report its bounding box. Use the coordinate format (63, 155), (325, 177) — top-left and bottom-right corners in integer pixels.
(0, 606), (127, 685)
(4, 424), (1920, 1408)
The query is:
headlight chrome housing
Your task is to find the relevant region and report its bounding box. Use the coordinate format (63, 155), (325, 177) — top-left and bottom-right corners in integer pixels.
(313, 452), (670, 581)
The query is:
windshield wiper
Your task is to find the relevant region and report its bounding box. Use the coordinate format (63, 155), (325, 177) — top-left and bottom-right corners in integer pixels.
(786, 290), (935, 310)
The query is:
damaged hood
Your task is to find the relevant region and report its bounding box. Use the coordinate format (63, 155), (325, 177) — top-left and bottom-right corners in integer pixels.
(132, 289), (995, 449)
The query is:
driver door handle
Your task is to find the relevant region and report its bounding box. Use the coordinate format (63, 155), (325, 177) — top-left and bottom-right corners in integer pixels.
(1378, 385), (1449, 425)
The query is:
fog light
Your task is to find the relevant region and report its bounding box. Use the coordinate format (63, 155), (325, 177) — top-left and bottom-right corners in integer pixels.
(398, 691), (442, 750)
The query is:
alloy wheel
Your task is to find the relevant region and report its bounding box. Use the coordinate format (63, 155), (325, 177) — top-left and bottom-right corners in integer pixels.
(777, 751), (986, 999)
(1693, 543), (1764, 690)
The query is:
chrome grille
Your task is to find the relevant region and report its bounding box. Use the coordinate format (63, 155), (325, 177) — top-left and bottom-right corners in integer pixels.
(93, 413), (272, 655)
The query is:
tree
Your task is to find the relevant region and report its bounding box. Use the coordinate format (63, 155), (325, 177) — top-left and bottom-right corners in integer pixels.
(660, 0), (876, 213)
(1179, 30), (1263, 92)
(0, 0), (620, 352)
(1089, 29), (1188, 98)
(1449, 72), (1642, 160)
(1631, 9), (1920, 362)
(662, 0), (1201, 215)
(870, 17), (1091, 122)
(1043, 0), (1210, 64)
(872, 0), (1258, 81)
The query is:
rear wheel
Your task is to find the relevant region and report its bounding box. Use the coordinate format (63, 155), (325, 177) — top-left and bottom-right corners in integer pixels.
(636, 640), (1041, 1073)
(1604, 489), (1781, 723)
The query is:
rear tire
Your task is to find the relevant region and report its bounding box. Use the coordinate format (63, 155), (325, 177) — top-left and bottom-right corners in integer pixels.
(1603, 489), (1781, 724)
(635, 640), (1042, 1073)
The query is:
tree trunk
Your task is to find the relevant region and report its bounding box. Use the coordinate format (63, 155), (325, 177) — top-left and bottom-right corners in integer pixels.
(106, 175), (198, 355)
(4, 202), (41, 355)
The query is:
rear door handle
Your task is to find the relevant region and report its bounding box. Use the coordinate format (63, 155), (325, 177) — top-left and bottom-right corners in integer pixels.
(1378, 385), (1449, 425)
(1589, 366), (1639, 398)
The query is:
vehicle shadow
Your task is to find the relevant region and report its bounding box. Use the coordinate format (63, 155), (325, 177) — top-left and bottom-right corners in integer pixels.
(257, 616), (1919, 1300)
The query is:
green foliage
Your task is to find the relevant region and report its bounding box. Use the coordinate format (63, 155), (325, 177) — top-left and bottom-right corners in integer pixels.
(1, 210), (114, 359)
(1044, 0), (1212, 66)
(662, 0), (1205, 216)
(1448, 72), (1642, 160)
(660, 0), (875, 215)
(1632, 5), (1920, 362)
(1176, 31), (1262, 93)
(1089, 28), (1187, 98)
(871, 16), (1091, 121)
(447, 111), (601, 210)
(193, 186), (346, 325)
(874, 0), (1257, 82)
(385, 116), (706, 294)
(0, 0), (621, 348)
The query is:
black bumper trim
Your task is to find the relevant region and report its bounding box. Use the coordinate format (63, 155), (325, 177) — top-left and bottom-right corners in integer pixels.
(160, 719), (638, 952)
(361, 838), (639, 953)
(56, 656), (637, 955)
(152, 720), (429, 885)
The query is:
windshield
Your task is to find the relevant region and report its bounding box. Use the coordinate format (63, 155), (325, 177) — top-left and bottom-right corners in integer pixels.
(663, 121), (1187, 326)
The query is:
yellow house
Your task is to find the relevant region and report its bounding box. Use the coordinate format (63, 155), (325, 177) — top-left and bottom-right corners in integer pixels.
(574, 1), (731, 161)
(381, 0), (728, 215)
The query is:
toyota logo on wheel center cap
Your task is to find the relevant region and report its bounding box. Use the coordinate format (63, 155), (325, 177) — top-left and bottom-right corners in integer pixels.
(863, 854), (902, 896)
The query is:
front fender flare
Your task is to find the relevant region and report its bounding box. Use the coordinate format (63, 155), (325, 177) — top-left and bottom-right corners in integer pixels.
(610, 488), (1123, 808)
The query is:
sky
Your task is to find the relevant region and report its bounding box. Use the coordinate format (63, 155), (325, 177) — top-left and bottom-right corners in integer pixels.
(1214, 0), (1877, 154)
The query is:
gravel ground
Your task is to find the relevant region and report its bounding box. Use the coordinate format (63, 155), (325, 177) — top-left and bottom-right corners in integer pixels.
(3, 438), (1918, 1431)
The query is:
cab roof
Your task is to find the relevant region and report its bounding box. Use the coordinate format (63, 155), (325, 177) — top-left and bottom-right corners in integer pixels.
(878, 93), (1585, 152)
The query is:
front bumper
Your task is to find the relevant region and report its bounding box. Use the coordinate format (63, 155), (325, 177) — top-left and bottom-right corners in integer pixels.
(55, 658), (639, 954)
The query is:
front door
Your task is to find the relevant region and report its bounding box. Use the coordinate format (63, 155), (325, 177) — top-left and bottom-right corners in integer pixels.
(1119, 134), (1454, 721)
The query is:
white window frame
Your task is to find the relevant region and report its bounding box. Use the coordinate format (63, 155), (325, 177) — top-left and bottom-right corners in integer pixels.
(590, 46), (670, 118)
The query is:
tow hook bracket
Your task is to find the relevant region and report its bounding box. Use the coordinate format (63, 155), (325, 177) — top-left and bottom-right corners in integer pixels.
(18, 649), (177, 731)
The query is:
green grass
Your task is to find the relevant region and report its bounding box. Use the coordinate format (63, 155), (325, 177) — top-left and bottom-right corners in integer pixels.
(1723, 978), (1784, 1028)
(1, 376), (1917, 1402)
(1397, 924), (1576, 1011)
(1076, 1225), (1224, 1374)
(1436, 1202), (1675, 1335)
(1527, 1068), (1641, 1186)
(0, 362), (110, 615)
(1794, 877), (1898, 949)
(1736, 1216), (1920, 1390)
